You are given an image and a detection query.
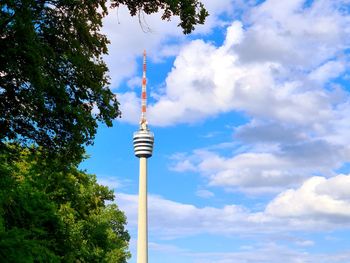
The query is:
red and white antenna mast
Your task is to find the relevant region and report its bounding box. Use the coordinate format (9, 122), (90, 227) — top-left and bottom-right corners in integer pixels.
(140, 50), (147, 129)
(133, 50), (154, 263)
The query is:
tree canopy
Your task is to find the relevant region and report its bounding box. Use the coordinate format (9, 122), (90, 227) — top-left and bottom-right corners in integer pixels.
(0, 144), (130, 262)
(0, 0), (208, 159)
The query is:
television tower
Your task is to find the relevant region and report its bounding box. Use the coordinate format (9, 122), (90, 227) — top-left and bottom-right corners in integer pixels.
(133, 50), (154, 263)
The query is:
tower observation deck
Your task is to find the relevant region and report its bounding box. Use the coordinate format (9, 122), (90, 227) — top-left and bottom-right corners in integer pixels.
(133, 50), (154, 263)
(133, 130), (154, 158)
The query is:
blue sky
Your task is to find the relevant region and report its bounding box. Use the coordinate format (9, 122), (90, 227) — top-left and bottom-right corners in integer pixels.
(82, 0), (350, 262)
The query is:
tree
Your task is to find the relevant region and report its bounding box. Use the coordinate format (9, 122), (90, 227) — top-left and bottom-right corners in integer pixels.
(0, 0), (208, 159)
(0, 144), (130, 262)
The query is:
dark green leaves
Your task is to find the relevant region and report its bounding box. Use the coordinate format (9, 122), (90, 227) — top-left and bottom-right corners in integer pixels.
(0, 0), (120, 160)
(111, 0), (208, 34)
(0, 144), (130, 262)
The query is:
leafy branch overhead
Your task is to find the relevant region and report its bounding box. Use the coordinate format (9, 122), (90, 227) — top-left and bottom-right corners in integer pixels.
(112, 0), (209, 34)
(0, 0), (208, 159)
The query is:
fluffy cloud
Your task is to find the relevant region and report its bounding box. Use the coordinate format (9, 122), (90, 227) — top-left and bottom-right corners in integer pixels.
(266, 174), (350, 221)
(138, 240), (350, 263)
(164, 33), (350, 192)
(234, 120), (307, 144)
(164, 243), (350, 263)
(170, 135), (350, 193)
(117, 193), (251, 238)
(195, 189), (215, 199)
(171, 150), (306, 192)
(115, 174), (350, 241)
(102, 1), (237, 88)
(111, 1), (350, 128)
(97, 175), (131, 191)
(237, 0), (350, 68)
(102, 6), (181, 88)
(123, 0), (350, 127)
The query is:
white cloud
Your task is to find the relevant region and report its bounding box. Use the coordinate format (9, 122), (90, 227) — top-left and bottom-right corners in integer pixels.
(97, 175), (131, 191)
(117, 0), (348, 127)
(187, 243), (350, 263)
(308, 60), (346, 84)
(266, 174), (350, 222)
(141, 240), (350, 263)
(117, 193), (253, 238)
(324, 101), (350, 145)
(149, 242), (188, 253)
(196, 189), (215, 199)
(116, 175), (350, 239)
(98, 177), (122, 190)
(102, 1), (238, 88)
(294, 239), (315, 247)
(117, 91), (140, 122)
(238, 0), (350, 67)
(126, 76), (142, 89)
(170, 138), (350, 193)
(171, 159), (197, 172)
(234, 120), (307, 144)
(102, 6), (182, 88)
(170, 152), (199, 172)
(109, 0), (350, 130)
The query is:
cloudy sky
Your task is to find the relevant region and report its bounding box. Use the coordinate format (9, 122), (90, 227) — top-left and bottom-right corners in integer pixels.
(82, 0), (350, 262)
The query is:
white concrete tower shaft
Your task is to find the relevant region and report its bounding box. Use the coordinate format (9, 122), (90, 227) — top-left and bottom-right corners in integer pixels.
(133, 50), (154, 263)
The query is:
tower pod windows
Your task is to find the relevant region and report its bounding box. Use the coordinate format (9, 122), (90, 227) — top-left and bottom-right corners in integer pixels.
(133, 130), (154, 158)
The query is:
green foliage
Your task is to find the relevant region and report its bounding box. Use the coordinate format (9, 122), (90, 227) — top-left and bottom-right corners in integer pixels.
(0, 144), (130, 262)
(111, 0), (209, 34)
(0, 0), (207, 160)
(0, 0), (119, 160)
